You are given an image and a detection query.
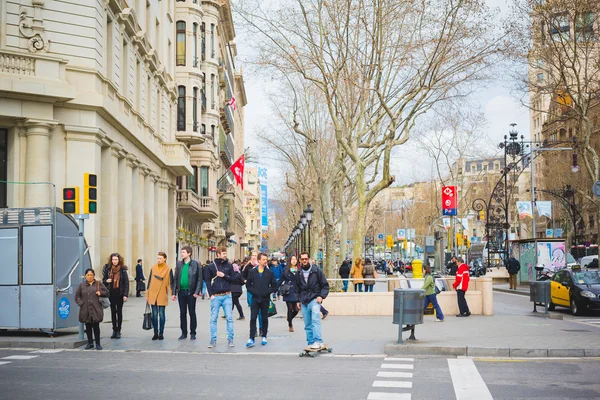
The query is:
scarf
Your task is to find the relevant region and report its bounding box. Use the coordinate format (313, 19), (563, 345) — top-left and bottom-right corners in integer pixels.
(110, 265), (121, 289)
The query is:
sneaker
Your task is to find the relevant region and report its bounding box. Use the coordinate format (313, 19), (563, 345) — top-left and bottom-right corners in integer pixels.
(228, 339), (235, 347)
(261, 337), (267, 346)
(435, 318), (444, 322)
(190, 334), (196, 341)
(310, 342), (322, 350)
(246, 339), (255, 348)
(237, 316), (245, 320)
(152, 333), (159, 340)
(208, 340), (216, 348)
(84, 343), (94, 350)
(95, 344), (103, 350)
(178, 335), (187, 341)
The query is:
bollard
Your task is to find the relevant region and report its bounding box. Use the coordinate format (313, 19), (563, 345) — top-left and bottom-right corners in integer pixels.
(412, 259), (423, 278)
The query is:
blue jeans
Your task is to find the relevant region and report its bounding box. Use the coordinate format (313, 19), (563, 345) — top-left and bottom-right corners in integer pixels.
(301, 299), (323, 345)
(423, 294), (445, 320)
(210, 294), (234, 341)
(202, 281), (207, 296)
(354, 283), (363, 292)
(151, 305), (166, 334)
(365, 284), (374, 292)
(342, 280), (349, 292)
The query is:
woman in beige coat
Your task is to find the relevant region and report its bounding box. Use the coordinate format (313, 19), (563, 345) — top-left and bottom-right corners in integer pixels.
(146, 252), (173, 341)
(350, 258), (365, 292)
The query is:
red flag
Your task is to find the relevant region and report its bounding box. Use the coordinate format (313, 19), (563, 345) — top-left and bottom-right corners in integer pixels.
(229, 155), (245, 190)
(229, 96), (237, 111)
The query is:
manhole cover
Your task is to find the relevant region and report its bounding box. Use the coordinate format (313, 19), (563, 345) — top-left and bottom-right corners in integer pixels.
(562, 329), (592, 333)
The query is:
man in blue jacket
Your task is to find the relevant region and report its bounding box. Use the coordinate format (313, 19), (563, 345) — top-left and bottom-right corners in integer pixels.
(245, 253), (278, 347)
(204, 247), (241, 348)
(295, 252), (330, 349)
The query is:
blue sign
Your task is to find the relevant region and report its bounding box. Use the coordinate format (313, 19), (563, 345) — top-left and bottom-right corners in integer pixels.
(377, 233), (384, 240)
(258, 167), (268, 228)
(545, 229), (553, 238)
(58, 297), (70, 320)
(554, 228), (563, 237)
(443, 208), (457, 216)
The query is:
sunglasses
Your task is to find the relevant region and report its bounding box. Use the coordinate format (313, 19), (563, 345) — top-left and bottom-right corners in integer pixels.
(300, 258), (309, 260)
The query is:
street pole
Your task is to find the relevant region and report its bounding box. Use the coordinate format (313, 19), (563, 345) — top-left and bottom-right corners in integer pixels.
(531, 153), (536, 239)
(74, 213), (89, 340)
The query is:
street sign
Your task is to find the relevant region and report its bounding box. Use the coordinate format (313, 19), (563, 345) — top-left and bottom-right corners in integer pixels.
(554, 228), (563, 237)
(546, 229), (553, 238)
(441, 186), (457, 216)
(397, 229), (406, 240)
(377, 233), (384, 240)
(425, 236), (434, 246)
(593, 181), (600, 198)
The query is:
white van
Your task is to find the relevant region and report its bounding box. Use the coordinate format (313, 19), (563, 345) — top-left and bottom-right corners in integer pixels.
(580, 255), (598, 268)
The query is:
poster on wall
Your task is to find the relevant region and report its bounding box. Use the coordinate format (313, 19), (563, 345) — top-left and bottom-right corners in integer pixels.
(537, 241), (566, 271)
(519, 242), (537, 282)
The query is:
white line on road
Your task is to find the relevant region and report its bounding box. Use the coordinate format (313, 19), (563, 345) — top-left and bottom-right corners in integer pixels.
(381, 364), (414, 370)
(1, 355), (38, 360)
(367, 393), (411, 400)
(377, 371), (413, 378)
(448, 359), (493, 400)
(29, 349), (64, 354)
(384, 357), (414, 362)
(0, 362), (11, 366)
(373, 381), (412, 388)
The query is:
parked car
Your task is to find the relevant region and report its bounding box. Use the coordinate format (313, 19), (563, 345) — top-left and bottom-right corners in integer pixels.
(549, 268), (600, 315)
(580, 255), (598, 269)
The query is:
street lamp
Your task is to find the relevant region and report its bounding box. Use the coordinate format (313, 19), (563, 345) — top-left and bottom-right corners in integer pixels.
(304, 204), (313, 256)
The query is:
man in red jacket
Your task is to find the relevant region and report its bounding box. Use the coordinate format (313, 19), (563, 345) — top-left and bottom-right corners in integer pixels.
(452, 257), (471, 317)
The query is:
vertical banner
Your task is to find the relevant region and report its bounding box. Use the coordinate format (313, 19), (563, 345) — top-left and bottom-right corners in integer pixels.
(516, 201), (533, 219)
(536, 201), (552, 219)
(441, 186), (457, 216)
(258, 167), (268, 252)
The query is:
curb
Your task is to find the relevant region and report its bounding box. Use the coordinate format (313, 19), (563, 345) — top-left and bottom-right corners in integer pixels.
(0, 340), (87, 350)
(385, 343), (600, 358)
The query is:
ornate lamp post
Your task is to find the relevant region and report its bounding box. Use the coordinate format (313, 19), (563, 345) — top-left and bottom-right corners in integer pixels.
(304, 204), (314, 256)
(301, 213), (307, 252)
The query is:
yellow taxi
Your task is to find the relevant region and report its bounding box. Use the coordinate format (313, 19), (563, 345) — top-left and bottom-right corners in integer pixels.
(549, 267), (600, 315)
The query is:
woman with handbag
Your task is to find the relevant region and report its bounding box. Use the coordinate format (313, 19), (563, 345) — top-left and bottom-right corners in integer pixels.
(102, 253), (129, 339)
(146, 252), (173, 341)
(75, 268), (108, 350)
(423, 264), (444, 322)
(278, 255), (299, 332)
(362, 258), (378, 292)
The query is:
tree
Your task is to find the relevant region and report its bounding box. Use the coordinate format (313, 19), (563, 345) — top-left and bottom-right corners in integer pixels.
(237, 0), (503, 261)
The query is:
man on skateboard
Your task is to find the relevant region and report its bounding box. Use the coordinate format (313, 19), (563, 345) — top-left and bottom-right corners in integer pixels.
(295, 252), (329, 349)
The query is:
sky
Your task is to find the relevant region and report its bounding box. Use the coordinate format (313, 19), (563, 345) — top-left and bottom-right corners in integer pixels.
(233, 0), (530, 194)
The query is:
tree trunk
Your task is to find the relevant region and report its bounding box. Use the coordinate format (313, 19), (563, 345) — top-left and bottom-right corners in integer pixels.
(352, 165), (367, 262)
(320, 180), (337, 283)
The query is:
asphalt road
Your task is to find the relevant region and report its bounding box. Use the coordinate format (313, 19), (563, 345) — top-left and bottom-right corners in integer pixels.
(1, 349), (599, 400)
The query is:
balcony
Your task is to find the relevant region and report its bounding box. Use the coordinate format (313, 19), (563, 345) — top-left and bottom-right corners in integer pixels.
(202, 222), (215, 233)
(176, 189), (218, 220)
(215, 227), (226, 238)
(176, 118), (205, 144)
(218, 127), (234, 167)
(220, 105), (235, 136)
(163, 142), (193, 175)
(0, 50), (75, 102)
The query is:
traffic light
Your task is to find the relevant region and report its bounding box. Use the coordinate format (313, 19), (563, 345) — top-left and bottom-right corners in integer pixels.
(63, 187), (80, 214)
(403, 239), (407, 250)
(387, 235), (394, 249)
(456, 233), (463, 246)
(479, 210), (485, 221)
(83, 173), (97, 214)
(464, 235), (469, 247)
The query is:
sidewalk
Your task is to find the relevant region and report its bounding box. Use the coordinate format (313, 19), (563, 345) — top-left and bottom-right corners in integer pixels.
(493, 282), (530, 296)
(2, 293), (600, 357)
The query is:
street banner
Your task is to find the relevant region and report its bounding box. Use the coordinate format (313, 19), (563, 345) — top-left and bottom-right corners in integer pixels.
(258, 167), (268, 229)
(229, 155), (245, 189)
(546, 229), (554, 238)
(516, 201), (533, 219)
(442, 218), (451, 229)
(555, 228), (563, 237)
(397, 229), (406, 240)
(441, 186), (457, 216)
(536, 201), (552, 219)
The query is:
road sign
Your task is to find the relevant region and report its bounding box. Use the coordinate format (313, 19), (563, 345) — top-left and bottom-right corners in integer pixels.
(441, 186), (457, 216)
(397, 229), (406, 240)
(377, 233), (384, 240)
(546, 229), (553, 238)
(425, 236), (434, 247)
(554, 228), (563, 237)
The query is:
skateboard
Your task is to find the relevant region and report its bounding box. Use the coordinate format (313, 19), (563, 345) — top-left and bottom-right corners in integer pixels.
(299, 344), (332, 358)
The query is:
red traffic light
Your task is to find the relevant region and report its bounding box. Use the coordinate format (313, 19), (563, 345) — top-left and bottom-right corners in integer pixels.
(63, 188), (76, 200)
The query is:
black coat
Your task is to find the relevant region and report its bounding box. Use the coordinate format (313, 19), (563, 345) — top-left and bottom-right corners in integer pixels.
(507, 257), (521, 274)
(338, 262), (351, 279)
(294, 265), (330, 305)
(102, 264), (130, 297)
(448, 261), (458, 276)
(135, 264), (145, 291)
(172, 259), (203, 296)
(278, 268), (298, 302)
(203, 258), (241, 296)
(246, 267), (277, 302)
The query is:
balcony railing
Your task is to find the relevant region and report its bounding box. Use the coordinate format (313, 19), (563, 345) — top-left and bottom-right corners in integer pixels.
(0, 53), (35, 75)
(177, 189), (217, 216)
(219, 128), (234, 167)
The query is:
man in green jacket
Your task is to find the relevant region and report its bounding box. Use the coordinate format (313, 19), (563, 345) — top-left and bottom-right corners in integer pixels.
(422, 265), (444, 322)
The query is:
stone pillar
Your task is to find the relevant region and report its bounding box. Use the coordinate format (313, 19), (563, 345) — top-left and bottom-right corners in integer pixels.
(23, 120), (55, 207)
(144, 171), (157, 273)
(168, 183), (176, 262)
(131, 162), (144, 269)
(64, 125), (105, 272)
(100, 143), (122, 260)
(117, 153), (135, 270)
(153, 174), (162, 257)
(480, 276), (494, 316)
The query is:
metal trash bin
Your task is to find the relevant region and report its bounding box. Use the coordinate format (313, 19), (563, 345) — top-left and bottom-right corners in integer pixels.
(392, 288), (425, 343)
(530, 280), (551, 314)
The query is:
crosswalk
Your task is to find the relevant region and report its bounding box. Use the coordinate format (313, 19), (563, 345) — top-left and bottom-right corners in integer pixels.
(368, 357), (414, 399)
(0, 349), (63, 367)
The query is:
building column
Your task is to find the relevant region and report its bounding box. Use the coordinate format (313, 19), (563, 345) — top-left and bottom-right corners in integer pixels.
(145, 171), (157, 272)
(168, 183), (176, 263)
(131, 162), (145, 268)
(153, 174), (162, 256)
(23, 120), (55, 207)
(64, 125), (105, 272)
(101, 143), (122, 261)
(117, 153), (135, 270)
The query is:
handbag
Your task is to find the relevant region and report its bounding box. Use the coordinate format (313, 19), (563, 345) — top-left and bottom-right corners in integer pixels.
(142, 302), (153, 330)
(267, 299), (278, 318)
(280, 282), (292, 296)
(97, 281), (111, 309)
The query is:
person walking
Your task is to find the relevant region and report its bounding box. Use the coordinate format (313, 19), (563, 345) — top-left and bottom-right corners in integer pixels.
(422, 265), (444, 322)
(295, 252), (330, 349)
(506, 256), (521, 290)
(204, 247), (240, 348)
(447, 256), (458, 276)
(146, 252), (173, 340)
(75, 268), (108, 350)
(350, 258), (364, 292)
(243, 251), (263, 334)
(362, 258), (378, 293)
(245, 253), (278, 347)
(172, 246), (203, 341)
(338, 260), (351, 292)
(279, 255), (300, 332)
(452, 257), (471, 317)
(135, 259), (145, 297)
(230, 261), (245, 320)
(102, 253), (129, 339)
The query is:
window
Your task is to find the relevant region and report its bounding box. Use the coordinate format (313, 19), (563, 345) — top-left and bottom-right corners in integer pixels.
(193, 23), (198, 67)
(201, 23), (206, 61)
(550, 14), (570, 41)
(177, 86), (186, 131)
(211, 125), (215, 139)
(489, 162), (494, 170)
(211, 74), (215, 109)
(107, 16), (114, 80)
(200, 166), (209, 197)
(210, 23), (215, 58)
(576, 12), (595, 42)
(477, 163), (482, 171)
(193, 87), (198, 132)
(540, 21), (546, 45)
(187, 166), (198, 193)
(0, 129), (7, 208)
(176, 21), (186, 66)
(135, 59), (141, 108)
(201, 124), (206, 135)
(146, 75), (152, 120)
(121, 39), (128, 95)
(201, 73), (207, 111)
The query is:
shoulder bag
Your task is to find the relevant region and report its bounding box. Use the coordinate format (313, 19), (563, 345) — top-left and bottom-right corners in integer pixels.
(97, 280), (111, 309)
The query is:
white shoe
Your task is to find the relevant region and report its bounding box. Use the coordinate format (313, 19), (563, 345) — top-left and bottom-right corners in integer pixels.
(310, 342), (322, 349)
(435, 319), (444, 322)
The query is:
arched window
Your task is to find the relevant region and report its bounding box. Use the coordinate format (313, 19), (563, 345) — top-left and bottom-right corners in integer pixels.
(177, 86), (186, 131)
(176, 21), (186, 66)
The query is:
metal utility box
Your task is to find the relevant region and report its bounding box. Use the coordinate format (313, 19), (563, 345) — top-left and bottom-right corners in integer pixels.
(392, 288), (425, 343)
(0, 208), (91, 334)
(529, 280), (551, 314)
